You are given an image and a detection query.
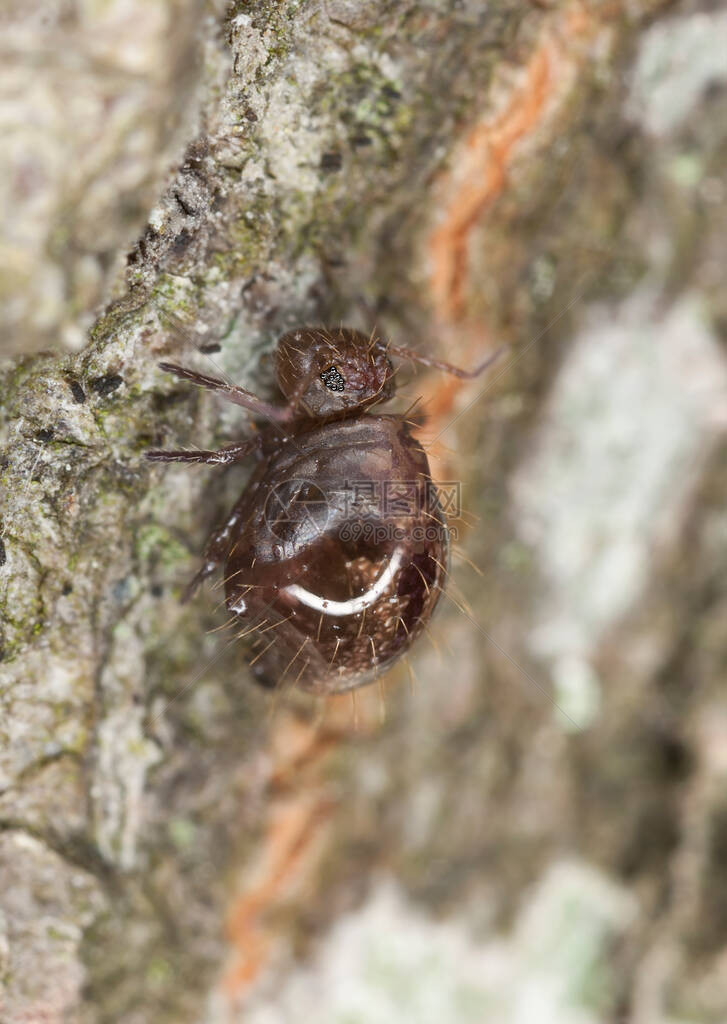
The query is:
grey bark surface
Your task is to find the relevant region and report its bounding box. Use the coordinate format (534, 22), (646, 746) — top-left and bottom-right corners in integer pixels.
(2, 0), (727, 1022)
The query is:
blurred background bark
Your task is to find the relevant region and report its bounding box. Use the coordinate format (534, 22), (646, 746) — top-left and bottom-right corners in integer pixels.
(1, 0), (727, 1021)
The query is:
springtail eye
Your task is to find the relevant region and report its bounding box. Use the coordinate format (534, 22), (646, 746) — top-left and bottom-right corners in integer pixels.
(320, 365), (345, 392)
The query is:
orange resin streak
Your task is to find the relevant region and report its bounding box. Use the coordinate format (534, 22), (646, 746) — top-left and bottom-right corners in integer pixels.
(424, 2), (599, 434)
(222, 695), (380, 1002)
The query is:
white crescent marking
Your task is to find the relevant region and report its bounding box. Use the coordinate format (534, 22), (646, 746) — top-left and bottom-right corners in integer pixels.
(283, 546), (405, 617)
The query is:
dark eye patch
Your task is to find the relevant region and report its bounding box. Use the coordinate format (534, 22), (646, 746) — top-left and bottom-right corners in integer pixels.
(320, 365), (345, 392)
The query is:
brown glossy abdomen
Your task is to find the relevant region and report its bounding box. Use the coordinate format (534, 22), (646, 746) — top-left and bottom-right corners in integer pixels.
(224, 416), (449, 695)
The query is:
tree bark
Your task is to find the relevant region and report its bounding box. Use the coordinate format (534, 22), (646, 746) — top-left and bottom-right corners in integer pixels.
(2, 0), (727, 1021)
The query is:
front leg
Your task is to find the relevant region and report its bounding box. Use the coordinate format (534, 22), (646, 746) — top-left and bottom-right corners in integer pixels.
(157, 362), (294, 423)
